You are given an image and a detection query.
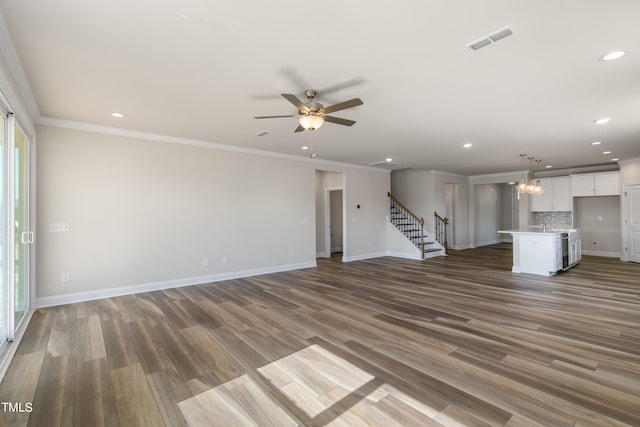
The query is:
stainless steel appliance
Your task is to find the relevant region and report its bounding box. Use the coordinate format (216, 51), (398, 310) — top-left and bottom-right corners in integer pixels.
(560, 233), (569, 270)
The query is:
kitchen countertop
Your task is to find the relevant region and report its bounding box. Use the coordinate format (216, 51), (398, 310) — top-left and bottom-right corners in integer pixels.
(498, 229), (578, 235)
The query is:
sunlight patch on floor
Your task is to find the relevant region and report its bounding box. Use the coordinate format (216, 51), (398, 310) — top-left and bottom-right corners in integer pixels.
(178, 344), (438, 426)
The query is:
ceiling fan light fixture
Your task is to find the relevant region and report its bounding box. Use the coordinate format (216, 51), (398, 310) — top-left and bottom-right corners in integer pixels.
(298, 114), (324, 130)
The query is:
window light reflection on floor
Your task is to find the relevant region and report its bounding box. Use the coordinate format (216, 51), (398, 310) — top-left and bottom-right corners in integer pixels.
(177, 344), (438, 426)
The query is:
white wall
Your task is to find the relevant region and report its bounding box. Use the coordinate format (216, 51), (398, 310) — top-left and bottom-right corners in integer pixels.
(36, 124), (390, 305)
(575, 196), (621, 257)
(343, 168), (391, 261)
(390, 169), (432, 218)
(474, 183), (502, 246)
(620, 157), (640, 184)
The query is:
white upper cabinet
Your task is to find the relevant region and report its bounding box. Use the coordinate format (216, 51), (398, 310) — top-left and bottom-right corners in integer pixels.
(571, 172), (620, 197)
(530, 176), (572, 211)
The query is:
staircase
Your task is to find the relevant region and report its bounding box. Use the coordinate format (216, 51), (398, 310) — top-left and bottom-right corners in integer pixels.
(388, 192), (447, 259)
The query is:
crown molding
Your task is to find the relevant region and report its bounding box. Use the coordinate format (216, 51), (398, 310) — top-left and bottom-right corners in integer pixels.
(36, 116), (390, 174)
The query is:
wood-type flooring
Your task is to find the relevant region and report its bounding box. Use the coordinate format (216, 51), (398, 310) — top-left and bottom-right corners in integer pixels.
(1, 244), (639, 426)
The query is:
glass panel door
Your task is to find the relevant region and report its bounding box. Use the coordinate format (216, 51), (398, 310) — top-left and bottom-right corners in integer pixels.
(13, 122), (29, 328)
(0, 113), (5, 346)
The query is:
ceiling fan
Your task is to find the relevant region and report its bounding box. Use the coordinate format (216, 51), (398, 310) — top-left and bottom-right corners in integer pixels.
(368, 158), (400, 166)
(254, 89), (363, 132)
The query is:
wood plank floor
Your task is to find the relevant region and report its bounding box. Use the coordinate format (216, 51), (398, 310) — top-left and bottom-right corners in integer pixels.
(1, 244), (639, 426)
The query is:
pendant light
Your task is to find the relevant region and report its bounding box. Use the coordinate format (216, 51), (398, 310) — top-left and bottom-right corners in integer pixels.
(516, 154), (529, 193)
(516, 154), (544, 195)
(526, 157), (536, 194)
(532, 160), (544, 195)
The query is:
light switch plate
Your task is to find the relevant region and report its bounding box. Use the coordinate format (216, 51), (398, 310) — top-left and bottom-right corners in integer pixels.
(49, 223), (70, 232)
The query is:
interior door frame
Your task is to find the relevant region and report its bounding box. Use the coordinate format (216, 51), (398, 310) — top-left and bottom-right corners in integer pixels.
(622, 183), (640, 262)
(325, 187), (344, 259)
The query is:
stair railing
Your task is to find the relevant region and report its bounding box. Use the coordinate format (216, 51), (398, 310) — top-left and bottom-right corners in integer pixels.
(388, 192), (425, 259)
(434, 212), (449, 254)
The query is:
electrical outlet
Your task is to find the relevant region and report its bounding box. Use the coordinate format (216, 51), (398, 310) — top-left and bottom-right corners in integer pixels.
(202, 258), (209, 267)
(61, 272), (70, 282)
(222, 256), (229, 264)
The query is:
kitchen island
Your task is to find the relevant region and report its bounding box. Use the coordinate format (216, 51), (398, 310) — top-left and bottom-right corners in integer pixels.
(498, 229), (581, 276)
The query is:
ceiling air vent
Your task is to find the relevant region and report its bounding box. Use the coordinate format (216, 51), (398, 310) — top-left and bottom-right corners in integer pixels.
(466, 25), (513, 52)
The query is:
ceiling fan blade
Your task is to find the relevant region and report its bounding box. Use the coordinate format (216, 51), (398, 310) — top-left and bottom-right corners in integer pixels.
(320, 98), (363, 114)
(294, 124), (305, 133)
(323, 115), (356, 127)
(254, 115), (296, 119)
(281, 94), (308, 112)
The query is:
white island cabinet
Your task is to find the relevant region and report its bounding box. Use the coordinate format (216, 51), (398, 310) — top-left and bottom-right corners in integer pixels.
(498, 230), (580, 276)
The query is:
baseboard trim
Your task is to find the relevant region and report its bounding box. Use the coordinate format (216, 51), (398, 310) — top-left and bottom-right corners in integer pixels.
(386, 251), (423, 260)
(453, 244), (474, 250)
(581, 251), (622, 258)
(35, 261), (317, 308)
(342, 251), (388, 262)
(475, 239), (502, 247)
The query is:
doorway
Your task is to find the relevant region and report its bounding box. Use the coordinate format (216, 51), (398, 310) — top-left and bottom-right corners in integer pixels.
(327, 189), (343, 256)
(624, 184), (640, 263)
(445, 183), (456, 249)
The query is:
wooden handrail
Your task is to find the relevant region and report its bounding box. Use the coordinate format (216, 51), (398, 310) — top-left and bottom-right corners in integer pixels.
(388, 192), (424, 226)
(434, 211), (449, 254)
(434, 211), (448, 225)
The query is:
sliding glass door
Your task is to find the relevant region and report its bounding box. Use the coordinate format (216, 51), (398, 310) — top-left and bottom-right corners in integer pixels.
(0, 113), (5, 346)
(13, 122), (29, 329)
(0, 110), (31, 350)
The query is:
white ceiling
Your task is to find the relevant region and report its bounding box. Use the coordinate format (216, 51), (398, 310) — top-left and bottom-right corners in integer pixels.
(2, 0), (640, 175)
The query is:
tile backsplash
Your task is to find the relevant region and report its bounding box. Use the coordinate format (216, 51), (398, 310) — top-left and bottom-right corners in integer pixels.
(531, 211), (573, 229)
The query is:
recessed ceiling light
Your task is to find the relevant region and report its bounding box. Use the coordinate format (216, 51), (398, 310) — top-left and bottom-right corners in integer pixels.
(111, 112), (125, 118)
(600, 50), (627, 61)
(602, 151), (612, 155)
(301, 146), (309, 150)
(591, 141), (602, 145)
(385, 158), (393, 162)
(545, 165), (553, 169)
(611, 158), (619, 162)
(593, 117), (610, 125)
(463, 143), (472, 148)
